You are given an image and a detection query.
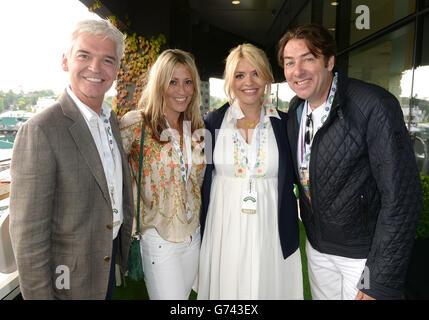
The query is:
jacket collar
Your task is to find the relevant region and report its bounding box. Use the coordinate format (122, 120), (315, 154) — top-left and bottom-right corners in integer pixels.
(59, 90), (112, 207)
(226, 100), (281, 123)
(66, 85), (111, 122)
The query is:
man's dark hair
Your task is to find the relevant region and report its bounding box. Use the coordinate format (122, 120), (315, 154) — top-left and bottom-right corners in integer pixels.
(277, 23), (337, 68)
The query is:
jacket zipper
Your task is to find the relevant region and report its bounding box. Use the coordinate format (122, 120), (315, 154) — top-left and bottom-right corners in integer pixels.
(308, 103), (342, 244)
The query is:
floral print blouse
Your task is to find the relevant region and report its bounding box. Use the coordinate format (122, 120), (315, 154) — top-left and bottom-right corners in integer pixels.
(120, 110), (206, 242)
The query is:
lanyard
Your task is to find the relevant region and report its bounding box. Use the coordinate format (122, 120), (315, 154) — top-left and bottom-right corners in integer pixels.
(100, 107), (115, 158)
(233, 106), (265, 176)
(100, 107), (118, 207)
(165, 119), (193, 186)
(299, 72), (338, 170)
(299, 102), (313, 168)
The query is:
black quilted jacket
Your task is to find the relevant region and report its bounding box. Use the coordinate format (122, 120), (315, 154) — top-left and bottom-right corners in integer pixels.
(287, 71), (422, 299)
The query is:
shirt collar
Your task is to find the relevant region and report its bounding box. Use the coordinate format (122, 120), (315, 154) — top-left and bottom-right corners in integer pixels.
(226, 99), (281, 123)
(66, 86), (111, 122)
(265, 104), (281, 119)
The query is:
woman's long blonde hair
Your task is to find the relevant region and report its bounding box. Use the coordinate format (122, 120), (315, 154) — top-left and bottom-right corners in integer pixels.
(138, 49), (204, 142)
(223, 43), (274, 105)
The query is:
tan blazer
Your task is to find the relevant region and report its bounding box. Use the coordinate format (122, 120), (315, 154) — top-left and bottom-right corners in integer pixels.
(9, 91), (134, 299)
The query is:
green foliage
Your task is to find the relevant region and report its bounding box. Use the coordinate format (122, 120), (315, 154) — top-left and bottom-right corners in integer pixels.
(417, 174), (429, 239)
(210, 96), (227, 110)
(0, 89), (55, 111)
(112, 273), (197, 300)
(299, 221), (312, 300)
(0, 97), (5, 113)
(275, 98), (290, 112)
(114, 32), (166, 115)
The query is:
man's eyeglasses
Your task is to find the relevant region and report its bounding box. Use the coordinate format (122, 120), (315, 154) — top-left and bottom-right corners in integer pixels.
(305, 113), (313, 145)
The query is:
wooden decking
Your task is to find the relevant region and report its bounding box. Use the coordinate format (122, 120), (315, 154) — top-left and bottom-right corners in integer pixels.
(0, 183), (9, 201)
(0, 158), (11, 200)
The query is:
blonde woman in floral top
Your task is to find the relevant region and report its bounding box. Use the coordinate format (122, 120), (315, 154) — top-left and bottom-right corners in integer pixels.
(120, 49), (205, 300)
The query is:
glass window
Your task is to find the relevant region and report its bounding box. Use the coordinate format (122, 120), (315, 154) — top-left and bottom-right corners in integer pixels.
(422, 15), (429, 66)
(209, 78), (227, 110)
(348, 23), (414, 117)
(348, 23), (415, 101)
(271, 82), (296, 112)
(290, 1), (311, 27)
(322, 0), (337, 39)
(410, 14), (429, 174)
(350, 0), (415, 44)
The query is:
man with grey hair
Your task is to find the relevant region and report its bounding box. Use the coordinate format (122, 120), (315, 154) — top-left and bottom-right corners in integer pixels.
(9, 19), (134, 300)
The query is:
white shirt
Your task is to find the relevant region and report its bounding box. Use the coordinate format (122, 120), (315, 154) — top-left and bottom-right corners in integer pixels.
(297, 101), (327, 170)
(67, 86), (123, 239)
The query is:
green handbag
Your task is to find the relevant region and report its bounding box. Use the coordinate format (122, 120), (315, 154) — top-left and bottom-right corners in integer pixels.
(127, 122), (145, 281)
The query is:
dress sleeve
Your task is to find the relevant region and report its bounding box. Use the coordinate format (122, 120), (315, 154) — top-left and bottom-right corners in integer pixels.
(119, 110), (143, 155)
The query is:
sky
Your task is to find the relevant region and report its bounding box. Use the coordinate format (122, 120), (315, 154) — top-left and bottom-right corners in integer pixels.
(0, 0), (101, 95)
(0, 0), (295, 101)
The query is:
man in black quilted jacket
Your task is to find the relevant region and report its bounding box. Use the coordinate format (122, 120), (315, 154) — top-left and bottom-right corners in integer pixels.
(277, 24), (422, 300)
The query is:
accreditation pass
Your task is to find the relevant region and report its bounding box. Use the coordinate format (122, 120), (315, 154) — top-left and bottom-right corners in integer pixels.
(241, 178), (257, 214)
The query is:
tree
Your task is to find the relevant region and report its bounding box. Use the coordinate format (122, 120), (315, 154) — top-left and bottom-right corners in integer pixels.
(210, 96), (227, 110)
(0, 97), (5, 113)
(5, 90), (16, 109)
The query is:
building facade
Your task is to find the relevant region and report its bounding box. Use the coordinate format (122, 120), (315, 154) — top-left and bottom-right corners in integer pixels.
(275, 0), (429, 174)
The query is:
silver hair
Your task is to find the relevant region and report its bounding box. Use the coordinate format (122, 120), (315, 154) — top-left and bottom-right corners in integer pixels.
(67, 19), (125, 67)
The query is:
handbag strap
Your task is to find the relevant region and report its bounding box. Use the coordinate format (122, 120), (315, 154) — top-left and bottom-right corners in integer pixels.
(135, 119), (145, 236)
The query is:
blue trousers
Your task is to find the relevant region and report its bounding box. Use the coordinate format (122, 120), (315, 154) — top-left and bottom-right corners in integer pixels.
(105, 238), (117, 300)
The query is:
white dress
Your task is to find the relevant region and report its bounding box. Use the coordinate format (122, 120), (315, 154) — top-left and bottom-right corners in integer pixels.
(197, 103), (303, 300)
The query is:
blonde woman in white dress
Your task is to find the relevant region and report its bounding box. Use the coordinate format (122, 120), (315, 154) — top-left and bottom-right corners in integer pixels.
(197, 43), (303, 299)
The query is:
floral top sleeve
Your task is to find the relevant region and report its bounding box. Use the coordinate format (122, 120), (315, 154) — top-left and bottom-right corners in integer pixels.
(120, 110), (206, 242)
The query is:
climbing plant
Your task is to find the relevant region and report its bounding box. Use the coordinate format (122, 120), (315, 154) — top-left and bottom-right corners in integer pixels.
(89, 1), (166, 117)
(114, 32), (166, 117)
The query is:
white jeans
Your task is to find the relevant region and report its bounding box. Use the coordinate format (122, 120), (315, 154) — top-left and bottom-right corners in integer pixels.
(306, 240), (367, 300)
(140, 227), (200, 300)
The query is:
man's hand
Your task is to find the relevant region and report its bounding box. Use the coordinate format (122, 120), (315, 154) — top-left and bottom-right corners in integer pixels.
(355, 290), (376, 300)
